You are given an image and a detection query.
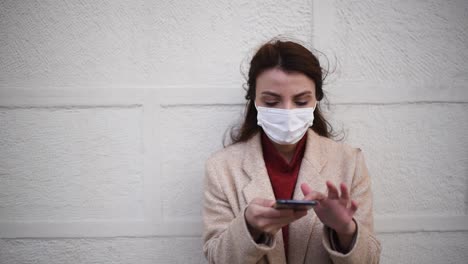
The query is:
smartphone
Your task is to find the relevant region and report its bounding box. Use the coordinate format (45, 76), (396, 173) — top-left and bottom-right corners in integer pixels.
(273, 199), (318, 210)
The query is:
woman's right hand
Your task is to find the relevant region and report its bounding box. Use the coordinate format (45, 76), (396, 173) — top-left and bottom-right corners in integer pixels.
(244, 198), (308, 241)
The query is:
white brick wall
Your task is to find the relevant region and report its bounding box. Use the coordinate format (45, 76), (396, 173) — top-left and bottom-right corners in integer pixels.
(1, 0), (467, 263)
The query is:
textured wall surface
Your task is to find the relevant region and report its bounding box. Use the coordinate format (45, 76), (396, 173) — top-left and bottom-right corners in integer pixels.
(320, 0), (468, 92)
(1, 0), (468, 263)
(0, 107), (144, 222)
(0, 0), (313, 87)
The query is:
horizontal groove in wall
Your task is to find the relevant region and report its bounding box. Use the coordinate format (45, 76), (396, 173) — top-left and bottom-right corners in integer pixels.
(0, 104), (143, 109)
(375, 215), (468, 234)
(1, 215), (467, 238)
(0, 86), (467, 107)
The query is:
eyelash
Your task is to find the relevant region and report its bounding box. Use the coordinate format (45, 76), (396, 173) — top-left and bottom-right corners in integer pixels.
(264, 101), (308, 106)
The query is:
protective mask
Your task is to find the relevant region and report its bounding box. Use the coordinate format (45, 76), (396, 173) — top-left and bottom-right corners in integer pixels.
(256, 102), (316, 145)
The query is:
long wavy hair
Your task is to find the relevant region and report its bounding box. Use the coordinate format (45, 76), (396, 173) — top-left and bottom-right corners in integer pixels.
(227, 40), (336, 146)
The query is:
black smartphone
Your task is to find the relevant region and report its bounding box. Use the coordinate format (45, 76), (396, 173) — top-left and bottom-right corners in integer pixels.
(273, 199), (318, 210)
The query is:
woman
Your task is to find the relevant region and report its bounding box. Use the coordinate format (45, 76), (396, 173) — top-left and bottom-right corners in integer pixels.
(202, 40), (381, 264)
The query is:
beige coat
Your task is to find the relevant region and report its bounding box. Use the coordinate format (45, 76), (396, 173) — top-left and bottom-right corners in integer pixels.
(202, 130), (381, 264)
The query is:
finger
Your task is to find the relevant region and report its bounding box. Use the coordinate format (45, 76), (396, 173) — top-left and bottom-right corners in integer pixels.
(303, 191), (326, 201)
(350, 200), (359, 214)
(301, 183), (326, 201)
(339, 183), (350, 207)
(326, 181), (340, 199)
(251, 198), (275, 208)
(264, 208), (308, 223)
(262, 208), (295, 219)
(301, 183), (312, 196)
(340, 182), (350, 201)
(268, 211), (306, 226)
(301, 183), (326, 200)
(268, 215), (298, 226)
(293, 209), (308, 219)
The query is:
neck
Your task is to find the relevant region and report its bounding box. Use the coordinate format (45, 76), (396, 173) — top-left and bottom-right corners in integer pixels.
(271, 141), (298, 163)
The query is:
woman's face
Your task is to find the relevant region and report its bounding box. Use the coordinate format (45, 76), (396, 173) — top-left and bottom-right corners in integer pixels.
(255, 68), (317, 109)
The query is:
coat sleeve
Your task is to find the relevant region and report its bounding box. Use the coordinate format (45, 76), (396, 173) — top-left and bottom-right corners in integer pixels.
(202, 158), (275, 264)
(322, 149), (382, 264)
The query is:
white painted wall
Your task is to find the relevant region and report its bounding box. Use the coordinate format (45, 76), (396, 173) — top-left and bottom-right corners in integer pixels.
(1, 0), (467, 263)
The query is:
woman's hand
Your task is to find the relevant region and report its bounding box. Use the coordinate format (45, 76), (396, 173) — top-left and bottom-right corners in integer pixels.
(245, 198), (308, 241)
(301, 181), (358, 246)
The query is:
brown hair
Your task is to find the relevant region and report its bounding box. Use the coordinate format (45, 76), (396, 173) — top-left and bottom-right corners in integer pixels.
(228, 40), (335, 145)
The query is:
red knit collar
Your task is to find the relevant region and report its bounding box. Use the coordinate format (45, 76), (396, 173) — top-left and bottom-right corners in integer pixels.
(260, 130), (308, 171)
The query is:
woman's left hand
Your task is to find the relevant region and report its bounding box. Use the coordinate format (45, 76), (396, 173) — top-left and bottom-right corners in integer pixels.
(301, 181), (358, 236)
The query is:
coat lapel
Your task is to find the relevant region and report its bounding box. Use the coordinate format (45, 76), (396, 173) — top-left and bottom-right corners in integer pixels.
(241, 132), (287, 264)
(241, 132), (275, 204)
(288, 130), (328, 264)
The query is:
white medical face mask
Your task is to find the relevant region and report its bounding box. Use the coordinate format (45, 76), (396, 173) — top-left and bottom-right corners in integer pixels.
(256, 102), (316, 145)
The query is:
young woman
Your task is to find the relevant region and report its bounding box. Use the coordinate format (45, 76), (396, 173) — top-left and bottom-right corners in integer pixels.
(202, 40), (381, 264)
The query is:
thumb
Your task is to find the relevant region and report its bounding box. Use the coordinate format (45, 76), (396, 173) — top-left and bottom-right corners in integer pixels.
(251, 198), (275, 208)
(301, 183), (312, 196)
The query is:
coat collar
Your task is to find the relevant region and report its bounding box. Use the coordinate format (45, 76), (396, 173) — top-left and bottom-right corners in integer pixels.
(241, 129), (328, 263)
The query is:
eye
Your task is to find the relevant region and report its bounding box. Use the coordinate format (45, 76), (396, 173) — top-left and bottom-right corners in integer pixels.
(295, 101), (308, 106)
(265, 102), (278, 107)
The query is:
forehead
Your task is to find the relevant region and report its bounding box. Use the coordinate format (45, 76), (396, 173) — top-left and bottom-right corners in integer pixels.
(256, 68), (315, 95)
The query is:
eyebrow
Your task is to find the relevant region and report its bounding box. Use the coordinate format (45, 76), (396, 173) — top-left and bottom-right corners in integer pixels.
(261, 91), (313, 98)
(293, 91), (313, 98)
(261, 91), (281, 98)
